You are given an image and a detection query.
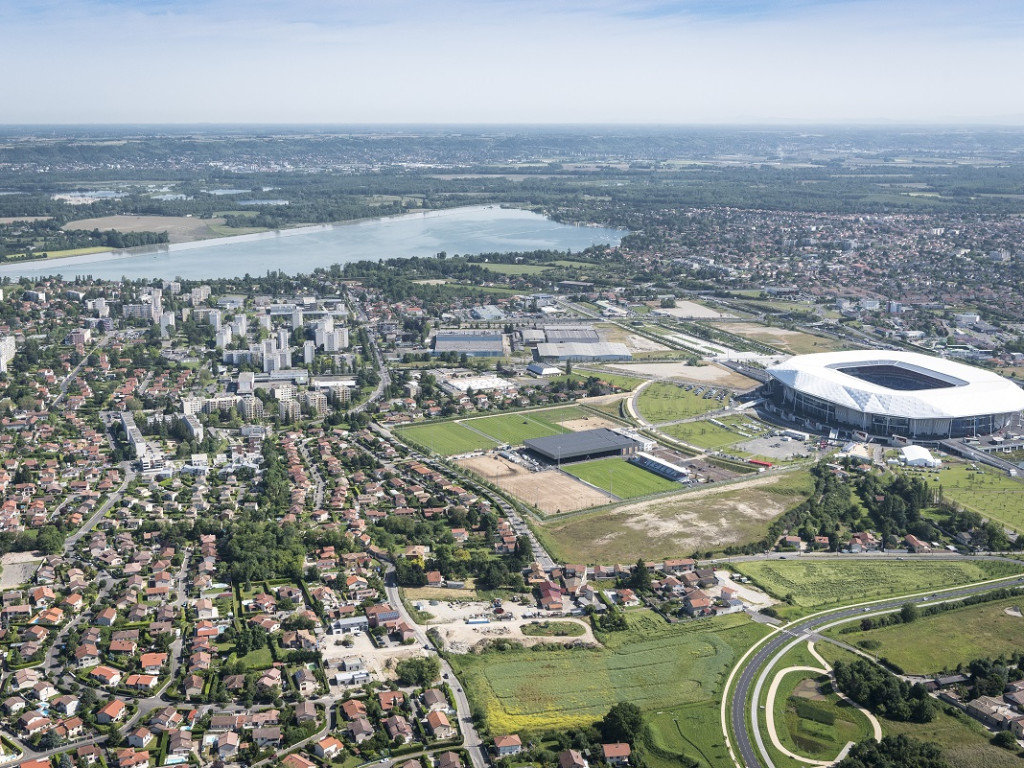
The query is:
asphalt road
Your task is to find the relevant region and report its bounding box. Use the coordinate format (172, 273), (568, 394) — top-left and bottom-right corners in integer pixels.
(728, 576), (1024, 768)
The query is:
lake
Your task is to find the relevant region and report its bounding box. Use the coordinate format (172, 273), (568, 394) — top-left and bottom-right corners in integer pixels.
(0, 206), (627, 281)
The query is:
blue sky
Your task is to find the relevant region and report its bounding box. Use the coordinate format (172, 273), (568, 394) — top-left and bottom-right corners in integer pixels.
(3, 0), (1022, 124)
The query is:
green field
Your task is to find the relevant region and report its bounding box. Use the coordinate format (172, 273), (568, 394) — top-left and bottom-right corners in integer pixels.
(474, 262), (554, 275)
(775, 672), (873, 760)
(832, 593), (1024, 673)
(396, 421), (499, 456)
(662, 420), (743, 450)
(538, 471), (814, 564)
(520, 621), (587, 638)
(930, 462), (1024, 532)
(814, 645), (1024, 768)
(564, 457), (682, 499)
(734, 559), (1024, 613)
(449, 610), (768, 742)
(636, 381), (730, 423)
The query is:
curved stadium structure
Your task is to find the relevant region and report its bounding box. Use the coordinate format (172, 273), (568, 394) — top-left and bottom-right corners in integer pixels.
(765, 351), (1024, 439)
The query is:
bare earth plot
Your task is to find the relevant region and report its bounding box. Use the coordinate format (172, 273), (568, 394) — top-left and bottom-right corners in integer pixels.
(711, 321), (852, 355)
(541, 474), (809, 563)
(558, 415), (620, 432)
(654, 300), (734, 319)
(608, 361), (759, 388)
(62, 215), (233, 243)
(458, 455), (610, 513)
(597, 325), (671, 352)
(0, 552), (42, 589)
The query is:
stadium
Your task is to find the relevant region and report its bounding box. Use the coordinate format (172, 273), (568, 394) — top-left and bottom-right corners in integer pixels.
(764, 351), (1024, 440)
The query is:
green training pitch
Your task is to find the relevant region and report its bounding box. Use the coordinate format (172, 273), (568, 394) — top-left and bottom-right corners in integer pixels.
(396, 422), (500, 456)
(563, 457), (682, 499)
(734, 559), (1024, 613)
(448, 610), (768, 736)
(468, 406), (587, 445)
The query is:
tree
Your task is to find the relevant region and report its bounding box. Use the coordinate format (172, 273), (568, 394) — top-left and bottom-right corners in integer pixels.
(836, 734), (950, 768)
(629, 557), (652, 593)
(394, 656), (440, 687)
(899, 602), (918, 623)
(600, 702), (644, 744)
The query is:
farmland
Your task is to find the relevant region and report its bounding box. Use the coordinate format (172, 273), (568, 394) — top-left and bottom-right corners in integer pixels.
(538, 471), (813, 563)
(831, 593), (1024, 673)
(635, 381), (730, 423)
(733, 559), (1024, 614)
(448, 610), (768, 749)
(563, 458), (682, 499)
(709, 321), (853, 355)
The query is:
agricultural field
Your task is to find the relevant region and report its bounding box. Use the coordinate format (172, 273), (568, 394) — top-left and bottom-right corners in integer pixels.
(538, 471), (813, 563)
(474, 262), (554, 275)
(927, 462), (1024, 532)
(61, 214), (252, 243)
(831, 594), (1024, 674)
(564, 458), (681, 499)
(709, 321), (853, 355)
(448, 610), (768, 741)
(396, 422), (499, 456)
(734, 559), (1024, 614)
(661, 420), (743, 450)
(636, 381), (730, 423)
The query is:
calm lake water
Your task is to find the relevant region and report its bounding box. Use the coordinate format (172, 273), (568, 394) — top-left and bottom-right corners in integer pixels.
(1, 206), (627, 281)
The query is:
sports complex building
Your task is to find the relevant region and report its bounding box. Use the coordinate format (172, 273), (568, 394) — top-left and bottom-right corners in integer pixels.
(523, 428), (642, 463)
(765, 351), (1024, 440)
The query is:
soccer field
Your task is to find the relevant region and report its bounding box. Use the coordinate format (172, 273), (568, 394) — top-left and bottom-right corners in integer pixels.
(564, 457), (681, 499)
(396, 422), (499, 455)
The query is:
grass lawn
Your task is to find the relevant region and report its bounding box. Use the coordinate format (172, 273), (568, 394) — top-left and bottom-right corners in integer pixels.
(831, 593), (1024, 673)
(662, 420), (743, 450)
(814, 645), (1022, 768)
(734, 559), (1024, 615)
(929, 462), (1024, 533)
(520, 621), (586, 638)
(774, 671), (873, 761)
(709, 322), (853, 356)
(475, 262), (554, 275)
(228, 646), (274, 670)
(538, 471), (814, 563)
(449, 610), (768, 743)
(563, 457), (682, 499)
(396, 422), (499, 456)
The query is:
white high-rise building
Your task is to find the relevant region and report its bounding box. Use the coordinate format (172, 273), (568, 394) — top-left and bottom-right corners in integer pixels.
(215, 328), (232, 349)
(276, 327), (290, 350)
(0, 335), (15, 373)
(292, 309), (304, 329)
(303, 340), (316, 365)
(259, 313), (272, 330)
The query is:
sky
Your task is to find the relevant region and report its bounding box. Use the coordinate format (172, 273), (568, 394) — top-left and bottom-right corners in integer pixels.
(3, 0), (1023, 125)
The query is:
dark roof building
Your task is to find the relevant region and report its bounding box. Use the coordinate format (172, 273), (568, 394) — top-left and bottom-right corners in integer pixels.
(524, 428), (641, 462)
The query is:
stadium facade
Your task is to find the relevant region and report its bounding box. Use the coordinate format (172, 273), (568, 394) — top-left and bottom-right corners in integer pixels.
(765, 351), (1024, 440)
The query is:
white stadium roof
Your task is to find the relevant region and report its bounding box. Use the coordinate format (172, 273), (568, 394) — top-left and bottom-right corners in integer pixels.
(766, 351), (1024, 420)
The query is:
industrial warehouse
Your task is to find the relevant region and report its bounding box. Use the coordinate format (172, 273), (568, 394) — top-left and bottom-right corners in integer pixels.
(765, 351), (1024, 440)
(523, 428), (643, 463)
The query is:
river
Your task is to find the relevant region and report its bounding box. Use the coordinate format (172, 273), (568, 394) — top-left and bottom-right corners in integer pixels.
(0, 206), (627, 281)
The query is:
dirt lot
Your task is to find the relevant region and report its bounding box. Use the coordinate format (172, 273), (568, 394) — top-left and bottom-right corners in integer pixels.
(419, 598), (597, 653)
(559, 415), (620, 432)
(598, 325), (670, 352)
(62, 215), (230, 243)
(458, 455), (610, 513)
(736, 436), (815, 461)
(320, 630), (427, 683)
(608, 361), (758, 388)
(653, 301), (733, 319)
(712, 322), (848, 355)
(0, 552), (42, 589)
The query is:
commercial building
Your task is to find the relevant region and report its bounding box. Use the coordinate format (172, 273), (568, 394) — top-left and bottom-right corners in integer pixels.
(523, 428), (641, 463)
(432, 330), (506, 358)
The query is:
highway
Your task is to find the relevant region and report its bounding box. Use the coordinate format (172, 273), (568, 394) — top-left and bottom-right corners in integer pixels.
(725, 574), (1024, 768)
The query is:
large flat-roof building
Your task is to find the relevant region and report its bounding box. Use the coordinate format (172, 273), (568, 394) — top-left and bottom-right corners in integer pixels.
(524, 428), (641, 463)
(766, 351), (1024, 440)
(535, 342), (631, 362)
(544, 326), (600, 344)
(432, 331), (507, 358)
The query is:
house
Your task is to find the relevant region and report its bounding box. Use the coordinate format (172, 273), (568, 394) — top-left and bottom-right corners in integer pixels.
(348, 717), (374, 744)
(293, 668), (319, 697)
(602, 744), (631, 766)
(378, 690), (406, 711)
(140, 652), (167, 673)
(426, 710), (456, 740)
(167, 730), (193, 759)
(252, 727), (283, 748)
(125, 674), (159, 691)
(366, 603), (400, 627)
(436, 752), (463, 768)
(97, 700), (127, 724)
(76, 745), (102, 766)
(282, 755), (317, 768)
(558, 750), (589, 768)
(314, 736), (343, 760)
(904, 534), (932, 554)
(294, 700), (317, 724)
(217, 731), (240, 759)
(128, 727), (154, 749)
(90, 665), (122, 687)
(94, 607), (117, 626)
(422, 688), (448, 712)
(384, 714), (414, 743)
(341, 699), (368, 721)
(494, 734), (523, 756)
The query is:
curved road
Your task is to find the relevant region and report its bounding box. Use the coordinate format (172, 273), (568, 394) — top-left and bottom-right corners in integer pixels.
(726, 574), (1024, 768)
